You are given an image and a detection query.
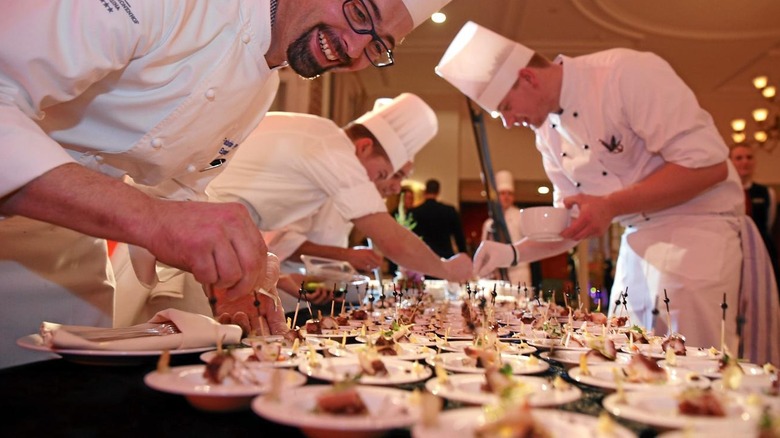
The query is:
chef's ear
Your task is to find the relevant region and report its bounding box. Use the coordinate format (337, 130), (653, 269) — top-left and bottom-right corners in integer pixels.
(519, 67), (538, 88)
(354, 136), (375, 157)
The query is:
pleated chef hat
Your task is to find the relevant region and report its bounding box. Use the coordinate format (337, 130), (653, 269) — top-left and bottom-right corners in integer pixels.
(355, 93), (437, 172)
(402, 0), (452, 28)
(495, 170), (514, 192)
(435, 21), (534, 113)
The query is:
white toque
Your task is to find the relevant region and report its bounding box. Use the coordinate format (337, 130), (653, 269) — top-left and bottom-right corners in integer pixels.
(402, 0), (452, 28)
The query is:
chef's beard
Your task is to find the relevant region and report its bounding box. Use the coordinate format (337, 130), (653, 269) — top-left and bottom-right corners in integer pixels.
(287, 25), (351, 79)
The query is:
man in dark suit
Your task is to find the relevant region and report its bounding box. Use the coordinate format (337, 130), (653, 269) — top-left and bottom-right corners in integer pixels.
(410, 179), (468, 268)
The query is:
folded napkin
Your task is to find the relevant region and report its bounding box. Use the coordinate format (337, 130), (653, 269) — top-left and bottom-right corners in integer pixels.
(40, 308), (242, 351)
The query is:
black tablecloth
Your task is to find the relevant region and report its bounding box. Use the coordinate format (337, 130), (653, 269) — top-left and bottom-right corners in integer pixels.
(1, 349), (660, 437)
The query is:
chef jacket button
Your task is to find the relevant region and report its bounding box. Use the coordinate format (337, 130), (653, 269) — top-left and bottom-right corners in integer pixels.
(186, 164), (197, 173)
(583, 144), (589, 150)
(242, 34), (251, 44)
(561, 152), (568, 157)
(551, 123), (557, 129)
(151, 138), (163, 149)
(575, 182), (581, 188)
(573, 112), (579, 117)
(602, 171), (608, 176)
(205, 88), (216, 100)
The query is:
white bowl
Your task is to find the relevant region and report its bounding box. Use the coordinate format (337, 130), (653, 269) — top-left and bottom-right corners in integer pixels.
(519, 207), (570, 241)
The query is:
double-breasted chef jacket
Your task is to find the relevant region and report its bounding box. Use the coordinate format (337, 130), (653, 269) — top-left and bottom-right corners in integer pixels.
(0, 0), (282, 368)
(535, 49), (744, 351)
(482, 205), (532, 286)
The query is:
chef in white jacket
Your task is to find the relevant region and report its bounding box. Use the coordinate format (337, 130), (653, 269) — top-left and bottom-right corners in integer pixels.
(480, 170), (532, 286)
(0, 0), (452, 368)
(436, 22), (745, 352)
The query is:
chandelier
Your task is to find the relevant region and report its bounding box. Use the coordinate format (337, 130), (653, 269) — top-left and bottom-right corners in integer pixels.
(730, 75), (778, 153)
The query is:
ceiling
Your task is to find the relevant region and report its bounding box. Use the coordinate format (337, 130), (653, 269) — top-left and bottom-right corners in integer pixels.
(348, 0), (780, 188)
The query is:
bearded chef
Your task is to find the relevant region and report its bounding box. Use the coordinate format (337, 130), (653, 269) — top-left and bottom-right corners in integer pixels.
(480, 170), (533, 286)
(435, 21), (757, 356)
(0, 0), (452, 368)
(113, 93), (471, 327)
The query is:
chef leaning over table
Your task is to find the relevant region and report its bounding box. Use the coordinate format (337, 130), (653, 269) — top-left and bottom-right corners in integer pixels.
(437, 21), (780, 365)
(0, 0), (453, 368)
(113, 93), (472, 328)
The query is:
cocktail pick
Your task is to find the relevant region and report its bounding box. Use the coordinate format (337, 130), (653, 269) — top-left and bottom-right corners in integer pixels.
(339, 285), (347, 315)
(330, 283), (337, 317)
(663, 289), (672, 336)
(292, 282), (304, 330)
(491, 284), (497, 305)
(254, 290), (267, 337)
(720, 293), (728, 352)
(595, 289), (602, 313)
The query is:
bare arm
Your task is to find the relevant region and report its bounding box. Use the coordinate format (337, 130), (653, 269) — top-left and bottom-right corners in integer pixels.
(1, 163), (267, 298)
(352, 212), (472, 282)
(562, 161), (728, 241)
(291, 241), (383, 273)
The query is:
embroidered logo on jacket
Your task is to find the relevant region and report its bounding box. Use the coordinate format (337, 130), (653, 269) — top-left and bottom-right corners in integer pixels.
(599, 135), (623, 153)
(202, 138), (239, 172)
(100, 0), (140, 24)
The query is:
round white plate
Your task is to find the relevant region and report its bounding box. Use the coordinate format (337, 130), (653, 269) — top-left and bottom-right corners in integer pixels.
(435, 327), (511, 339)
(241, 335), (337, 351)
(305, 328), (360, 339)
(568, 363), (710, 391)
(525, 338), (590, 352)
(355, 333), (437, 346)
(411, 407), (635, 438)
(425, 352), (549, 375)
(144, 365), (306, 411)
(602, 390), (774, 432)
(328, 343), (436, 361)
(439, 340), (536, 356)
(298, 356), (432, 385)
(199, 347), (322, 368)
(17, 334), (212, 365)
(620, 344), (720, 360)
(658, 358), (766, 380)
(252, 384), (420, 434)
(425, 374), (581, 407)
(711, 373), (780, 394)
(540, 350), (633, 368)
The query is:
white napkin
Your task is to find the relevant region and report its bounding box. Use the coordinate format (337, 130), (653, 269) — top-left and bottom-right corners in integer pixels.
(40, 308), (242, 351)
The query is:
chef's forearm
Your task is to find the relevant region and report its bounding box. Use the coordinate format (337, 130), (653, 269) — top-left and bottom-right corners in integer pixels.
(0, 162), (154, 246)
(604, 161), (727, 217)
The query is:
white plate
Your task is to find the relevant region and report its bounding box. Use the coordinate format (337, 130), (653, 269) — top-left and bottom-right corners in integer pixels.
(525, 338), (590, 351)
(602, 390), (773, 432)
(568, 363), (710, 391)
(241, 335), (337, 351)
(711, 373), (780, 394)
(305, 328), (360, 339)
(328, 343), (436, 361)
(411, 407), (635, 438)
(425, 374), (581, 407)
(252, 384), (420, 434)
(658, 358), (766, 380)
(298, 356), (432, 385)
(540, 350), (633, 369)
(439, 340), (536, 356)
(425, 353), (549, 375)
(199, 347), (322, 368)
(355, 333), (437, 346)
(435, 327), (511, 339)
(620, 344), (720, 360)
(16, 334), (212, 365)
(144, 365), (306, 411)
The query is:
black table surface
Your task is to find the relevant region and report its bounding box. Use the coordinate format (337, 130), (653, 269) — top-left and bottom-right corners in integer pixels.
(1, 348), (661, 437)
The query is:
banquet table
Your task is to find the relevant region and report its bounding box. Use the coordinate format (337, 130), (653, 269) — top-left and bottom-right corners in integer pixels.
(1, 347), (662, 437)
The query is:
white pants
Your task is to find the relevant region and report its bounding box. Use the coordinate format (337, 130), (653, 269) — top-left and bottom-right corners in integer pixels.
(609, 215), (741, 352)
(0, 217), (114, 368)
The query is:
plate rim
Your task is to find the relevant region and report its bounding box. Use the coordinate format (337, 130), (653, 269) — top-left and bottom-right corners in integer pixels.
(17, 334), (213, 357)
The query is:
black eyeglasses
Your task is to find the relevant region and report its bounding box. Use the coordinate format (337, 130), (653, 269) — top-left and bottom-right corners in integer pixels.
(342, 0), (394, 68)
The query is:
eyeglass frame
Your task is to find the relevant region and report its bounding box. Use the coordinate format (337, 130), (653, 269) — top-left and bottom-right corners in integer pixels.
(342, 0), (394, 68)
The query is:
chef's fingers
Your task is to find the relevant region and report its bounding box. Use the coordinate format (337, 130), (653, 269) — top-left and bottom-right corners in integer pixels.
(223, 237), (268, 301)
(230, 311), (252, 337)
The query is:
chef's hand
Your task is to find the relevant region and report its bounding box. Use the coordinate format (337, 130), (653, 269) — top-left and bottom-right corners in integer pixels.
(277, 274), (337, 305)
(214, 253), (288, 337)
(145, 200), (266, 300)
(472, 241), (514, 278)
(345, 247), (383, 273)
(442, 253), (474, 283)
(561, 194), (615, 241)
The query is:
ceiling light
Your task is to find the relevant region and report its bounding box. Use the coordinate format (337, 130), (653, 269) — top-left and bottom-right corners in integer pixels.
(731, 118), (746, 132)
(431, 12), (446, 24)
(537, 186), (550, 195)
(753, 75), (768, 90)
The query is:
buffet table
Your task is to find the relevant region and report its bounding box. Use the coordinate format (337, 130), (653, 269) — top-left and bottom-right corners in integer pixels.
(1, 348), (660, 437)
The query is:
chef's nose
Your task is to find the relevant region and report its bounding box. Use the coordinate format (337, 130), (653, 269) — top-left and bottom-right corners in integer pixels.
(346, 33), (374, 60)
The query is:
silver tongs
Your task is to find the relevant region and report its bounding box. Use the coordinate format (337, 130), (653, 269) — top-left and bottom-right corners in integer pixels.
(55, 322), (181, 342)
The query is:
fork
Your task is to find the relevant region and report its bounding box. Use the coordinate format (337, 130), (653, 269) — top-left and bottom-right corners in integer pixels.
(65, 323), (181, 342)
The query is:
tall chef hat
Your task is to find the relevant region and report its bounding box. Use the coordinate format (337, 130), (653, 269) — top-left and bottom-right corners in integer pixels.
(402, 0), (452, 28)
(495, 170), (515, 192)
(355, 93), (438, 172)
(435, 21), (534, 113)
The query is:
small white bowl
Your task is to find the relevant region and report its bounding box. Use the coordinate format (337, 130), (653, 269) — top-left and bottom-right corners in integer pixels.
(519, 206), (570, 241)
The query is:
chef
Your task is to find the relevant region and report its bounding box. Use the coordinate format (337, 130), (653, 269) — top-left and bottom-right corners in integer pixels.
(0, 0), (452, 368)
(114, 93), (471, 326)
(480, 170), (533, 286)
(436, 21), (746, 353)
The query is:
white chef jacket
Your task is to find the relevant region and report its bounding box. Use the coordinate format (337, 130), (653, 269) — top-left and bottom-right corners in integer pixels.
(535, 49), (744, 351)
(481, 206), (532, 286)
(0, 0), (281, 367)
(207, 112), (388, 231)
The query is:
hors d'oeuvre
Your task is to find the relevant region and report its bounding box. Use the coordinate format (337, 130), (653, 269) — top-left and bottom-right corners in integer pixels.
(624, 354), (666, 384)
(676, 388), (726, 417)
